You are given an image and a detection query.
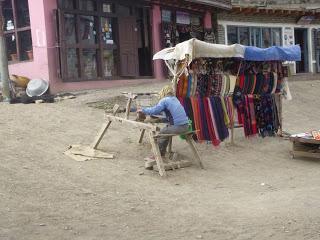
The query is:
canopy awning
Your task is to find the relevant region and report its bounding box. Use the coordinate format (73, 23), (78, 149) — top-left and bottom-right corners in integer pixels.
(153, 38), (245, 64)
(244, 45), (301, 61)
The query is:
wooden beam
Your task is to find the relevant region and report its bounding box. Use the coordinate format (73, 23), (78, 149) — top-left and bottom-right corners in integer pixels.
(105, 115), (159, 131)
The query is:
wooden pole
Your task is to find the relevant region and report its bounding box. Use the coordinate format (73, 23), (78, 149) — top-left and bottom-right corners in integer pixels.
(279, 93), (283, 137)
(230, 61), (242, 145)
(148, 131), (167, 177)
(0, 1), (11, 101)
(90, 104), (120, 149)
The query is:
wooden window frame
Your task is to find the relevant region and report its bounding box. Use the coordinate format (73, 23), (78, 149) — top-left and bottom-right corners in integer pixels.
(58, 0), (120, 82)
(3, 0), (32, 63)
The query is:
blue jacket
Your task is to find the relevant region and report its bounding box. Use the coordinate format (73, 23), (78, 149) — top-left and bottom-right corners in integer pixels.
(142, 96), (189, 126)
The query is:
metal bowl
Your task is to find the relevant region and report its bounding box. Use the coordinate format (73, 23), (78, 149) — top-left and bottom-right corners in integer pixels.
(26, 79), (49, 97)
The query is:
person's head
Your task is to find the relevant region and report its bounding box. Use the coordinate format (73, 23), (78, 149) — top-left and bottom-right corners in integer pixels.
(158, 85), (174, 99)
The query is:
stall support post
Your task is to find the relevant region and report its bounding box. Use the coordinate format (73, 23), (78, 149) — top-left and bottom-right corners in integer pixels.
(279, 94), (283, 136)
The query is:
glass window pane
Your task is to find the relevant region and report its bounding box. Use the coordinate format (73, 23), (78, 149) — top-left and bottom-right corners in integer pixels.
(79, 15), (97, 45)
(101, 17), (114, 45)
(262, 28), (271, 48)
(251, 27), (261, 47)
(227, 26), (238, 45)
(102, 2), (114, 13)
(58, 0), (75, 9)
(5, 33), (17, 62)
(239, 27), (249, 45)
(83, 49), (97, 79)
(16, 0), (30, 28)
(272, 28), (281, 46)
(162, 10), (172, 22)
(79, 0), (96, 11)
(65, 14), (77, 45)
(103, 49), (116, 77)
(18, 30), (33, 61)
(67, 49), (80, 79)
(3, 0), (15, 31)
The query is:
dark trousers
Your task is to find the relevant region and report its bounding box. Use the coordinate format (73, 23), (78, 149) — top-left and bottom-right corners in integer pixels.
(158, 124), (189, 156)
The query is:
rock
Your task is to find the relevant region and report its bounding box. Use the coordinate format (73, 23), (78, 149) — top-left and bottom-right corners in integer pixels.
(139, 172), (144, 176)
(196, 235), (203, 239)
(35, 100), (44, 104)
(39, 223), (46, 226)
(64, 226), (72, 230)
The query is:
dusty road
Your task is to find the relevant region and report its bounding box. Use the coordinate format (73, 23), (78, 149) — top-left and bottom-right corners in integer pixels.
(1, 80), (320, 240)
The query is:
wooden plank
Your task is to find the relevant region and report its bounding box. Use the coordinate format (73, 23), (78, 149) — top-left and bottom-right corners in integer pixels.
(138, 129), (146, 143)
(148, 131), (167, 177)
(90, 121), (112, 149)
(186, 135), (204, 169)
(168, 137), (173, 154)
(153, 131), (197, 138)
(291, 151), (320, 159)
(290, 137), (320, 145)
(105, 115), (159, 131)
(153, 160), (192, 171)
(90, 104), (120, 149)
(125, 97), (133, 119)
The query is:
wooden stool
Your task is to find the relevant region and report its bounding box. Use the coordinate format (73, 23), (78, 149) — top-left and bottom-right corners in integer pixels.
(153, 131), (204, 169)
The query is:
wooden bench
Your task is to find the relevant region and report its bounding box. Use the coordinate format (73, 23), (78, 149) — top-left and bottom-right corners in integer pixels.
(290, 136), (320, 160)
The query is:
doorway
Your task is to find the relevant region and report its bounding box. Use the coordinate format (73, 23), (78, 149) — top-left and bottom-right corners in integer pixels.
(117, 4), (152, 78)
(294, 28), (309, 73)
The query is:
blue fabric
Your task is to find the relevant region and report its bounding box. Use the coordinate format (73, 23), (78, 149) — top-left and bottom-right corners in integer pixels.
(142, 96), (189, 126)
(244, 45), (301, 61)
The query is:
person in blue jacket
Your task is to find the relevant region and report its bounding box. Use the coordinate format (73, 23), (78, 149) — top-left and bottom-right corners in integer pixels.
(138, 85), (189, 157)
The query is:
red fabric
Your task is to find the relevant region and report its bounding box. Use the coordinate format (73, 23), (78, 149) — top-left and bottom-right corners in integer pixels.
(190, 97), (202, 141)
(248, 95), (258, 135)
(204, 98), (220, 146)
(239, 75), (245, 91)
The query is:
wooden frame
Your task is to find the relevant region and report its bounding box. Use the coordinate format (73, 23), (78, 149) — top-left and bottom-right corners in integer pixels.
(3, 0), (32, 63)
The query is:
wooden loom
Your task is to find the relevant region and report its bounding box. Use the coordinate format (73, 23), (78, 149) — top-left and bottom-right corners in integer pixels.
(90, 95), (204, 177)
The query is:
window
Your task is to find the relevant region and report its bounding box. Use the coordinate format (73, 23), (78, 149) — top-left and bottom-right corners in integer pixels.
(239, 27), (249, 45)
(58, 0), (118, 81)
(227, 25), (282, 48)
(2, 0), (33, 62)
(227, 26), (238, 45)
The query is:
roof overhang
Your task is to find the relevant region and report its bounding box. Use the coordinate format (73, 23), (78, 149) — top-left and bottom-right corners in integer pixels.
(185, 0), (232, 10)
(231, 6), (320, 19)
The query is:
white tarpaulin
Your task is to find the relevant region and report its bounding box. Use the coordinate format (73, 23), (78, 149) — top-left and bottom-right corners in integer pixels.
(153, 38), (245, 64)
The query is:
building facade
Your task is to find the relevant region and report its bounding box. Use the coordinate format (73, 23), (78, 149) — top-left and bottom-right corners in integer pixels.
(3, 0), (231, 93)
(217, 0), (320, 74)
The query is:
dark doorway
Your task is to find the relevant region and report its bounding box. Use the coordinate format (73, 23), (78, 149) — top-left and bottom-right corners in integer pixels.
(294, 28), (309, 73)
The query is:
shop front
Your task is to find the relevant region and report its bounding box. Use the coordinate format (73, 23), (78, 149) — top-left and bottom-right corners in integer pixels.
(4, 0), (231, 93)
(57, 0), (153, 82)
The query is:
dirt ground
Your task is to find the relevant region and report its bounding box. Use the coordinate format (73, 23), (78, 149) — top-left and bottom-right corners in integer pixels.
(1, 80), (320, 240)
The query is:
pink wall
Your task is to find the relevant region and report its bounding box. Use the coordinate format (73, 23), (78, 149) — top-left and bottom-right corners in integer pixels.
(151, 4), (166, 80)
(204, 11), (212, 29)
(9, 0), (50, 82)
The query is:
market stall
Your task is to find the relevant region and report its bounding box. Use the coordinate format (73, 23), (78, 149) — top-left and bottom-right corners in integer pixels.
(153, 38), (301, 145)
